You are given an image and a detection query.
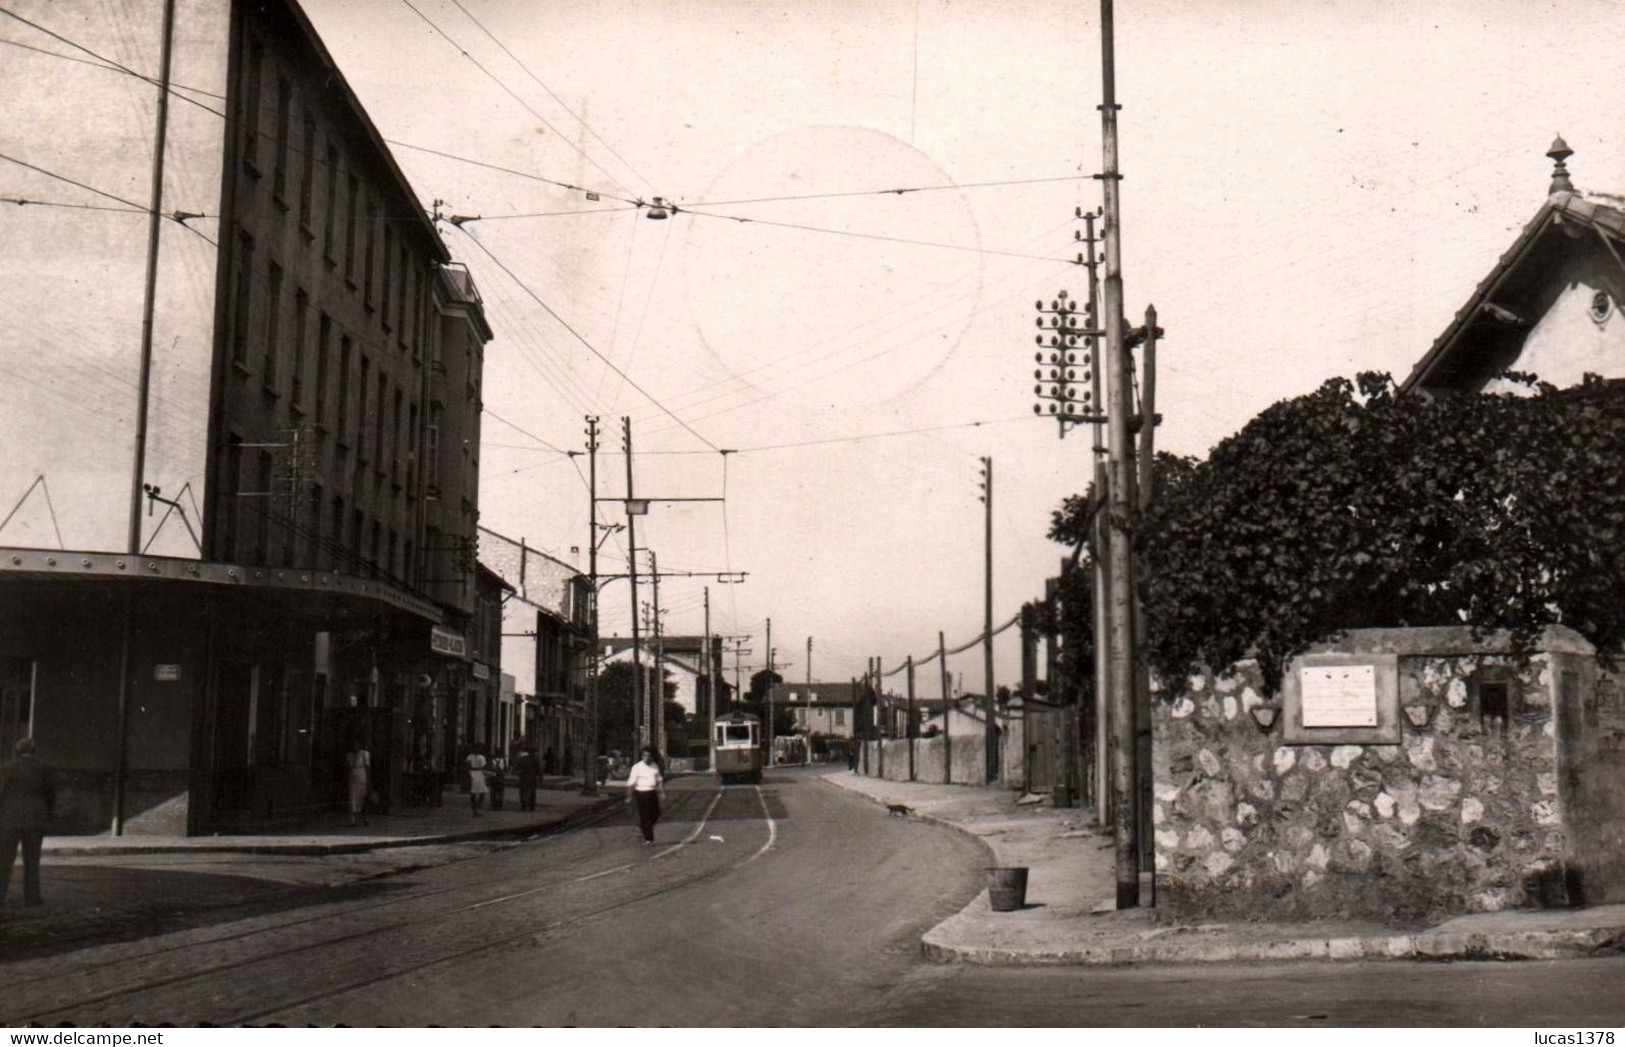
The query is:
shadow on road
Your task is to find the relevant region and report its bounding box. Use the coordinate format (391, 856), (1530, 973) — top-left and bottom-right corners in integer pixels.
(0, 866), (413, 963)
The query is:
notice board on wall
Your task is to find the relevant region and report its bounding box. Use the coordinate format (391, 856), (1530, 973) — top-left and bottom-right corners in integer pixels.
(1300, 664), (1378, 727)
(1283, 653), (1400, 745)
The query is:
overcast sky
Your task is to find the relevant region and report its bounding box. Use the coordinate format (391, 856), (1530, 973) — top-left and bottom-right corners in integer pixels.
(294, 0), (1625, 693)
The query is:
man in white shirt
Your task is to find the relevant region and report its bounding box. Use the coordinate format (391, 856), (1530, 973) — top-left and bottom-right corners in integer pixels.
(626, 747), (665, 845)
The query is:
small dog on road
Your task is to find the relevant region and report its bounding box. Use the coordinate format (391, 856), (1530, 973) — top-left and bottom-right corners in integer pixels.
(886, 803), (914, 818)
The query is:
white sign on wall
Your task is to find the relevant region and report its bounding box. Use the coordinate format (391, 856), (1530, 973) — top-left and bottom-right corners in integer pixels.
(1300, 664), (1378, 727)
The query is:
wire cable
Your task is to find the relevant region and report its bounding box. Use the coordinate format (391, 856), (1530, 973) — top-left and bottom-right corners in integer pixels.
(399, 0), (637, 202)
(449, 226), (719, 451)
(447, 0), (658, 198)
(681, 206), (1059, 263)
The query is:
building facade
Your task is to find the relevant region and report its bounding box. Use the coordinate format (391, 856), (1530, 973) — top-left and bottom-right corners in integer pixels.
(0, 0), (495, 834)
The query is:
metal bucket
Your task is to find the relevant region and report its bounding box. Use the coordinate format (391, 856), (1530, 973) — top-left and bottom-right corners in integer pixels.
(987, 866), (1029, 912)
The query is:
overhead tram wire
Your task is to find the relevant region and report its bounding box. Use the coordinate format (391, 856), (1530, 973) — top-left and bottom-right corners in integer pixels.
(449, 226), (720, 452)
(446, 0), (658, 199)
(681, 174), (1089, 208)
(399, 0), (638, 202)
(663, 206), (1060, 264)
(2, 5), (642, 213)
(480, 408), (571, 456)
(624, 213), (1080, 429)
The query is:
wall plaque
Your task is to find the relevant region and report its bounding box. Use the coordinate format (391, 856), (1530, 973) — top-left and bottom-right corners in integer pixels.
(1301, 664), (1377, 727)
(1283, 652), (1401, 745)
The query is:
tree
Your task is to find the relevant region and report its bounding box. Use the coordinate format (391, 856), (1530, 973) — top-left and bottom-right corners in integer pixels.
(1052, 373), (1625, 695)
(593, 662), (679, 755)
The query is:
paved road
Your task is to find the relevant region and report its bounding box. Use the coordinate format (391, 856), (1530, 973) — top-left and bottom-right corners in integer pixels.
(3, 768), (1623, 1027)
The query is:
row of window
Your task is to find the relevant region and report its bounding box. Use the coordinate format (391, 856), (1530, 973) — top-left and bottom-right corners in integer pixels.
(242, 31), (430, 357)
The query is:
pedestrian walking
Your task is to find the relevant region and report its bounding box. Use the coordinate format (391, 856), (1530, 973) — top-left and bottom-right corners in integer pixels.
(488, 751), (508, 811)
(515, 746), (539, 811)
(542, 745), (556, 777)
(466, 747), (489, 816)
(345, 738), (371, 828)
(0, 737), (55, 908)
(626, 746), (665, 846)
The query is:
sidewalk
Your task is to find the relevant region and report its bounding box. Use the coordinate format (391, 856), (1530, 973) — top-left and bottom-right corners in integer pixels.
(42, 777), (622, 857)
(823, 770), (1625, 967)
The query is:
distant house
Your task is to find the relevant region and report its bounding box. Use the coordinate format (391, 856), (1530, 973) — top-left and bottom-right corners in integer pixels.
(768, 681), (864, 738)
(602, 636), (727, 719)
(1403, 138), (1625, 396)
(920, 697), (1005, 739)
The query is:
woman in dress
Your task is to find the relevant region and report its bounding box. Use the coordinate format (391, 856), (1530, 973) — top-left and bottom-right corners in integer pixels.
(466, 746), (489, 816)
(345, 739), (371, 827)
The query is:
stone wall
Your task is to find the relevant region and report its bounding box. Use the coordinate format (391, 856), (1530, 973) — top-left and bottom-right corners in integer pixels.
(860, 735), (991, 785)
(1152, 627), (1607, 922)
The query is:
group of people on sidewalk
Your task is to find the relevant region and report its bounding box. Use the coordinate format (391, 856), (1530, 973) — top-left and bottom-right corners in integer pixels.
(342, 739), (565, 825)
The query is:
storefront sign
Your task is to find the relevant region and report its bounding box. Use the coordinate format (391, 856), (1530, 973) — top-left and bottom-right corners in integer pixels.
(431, 624), (468, 658)
(471, 662), (490, 681)
(153, 664), (181, 682)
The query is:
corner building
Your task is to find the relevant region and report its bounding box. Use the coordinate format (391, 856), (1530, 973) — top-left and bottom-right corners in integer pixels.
(0, 0), (493, 834)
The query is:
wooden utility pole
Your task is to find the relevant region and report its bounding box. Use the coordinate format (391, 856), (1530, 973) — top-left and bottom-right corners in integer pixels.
(938, 630), (951, 784)
(650, 548), (665, 759)
(875, 657), (885, 778)
(115, 0), (177, 837)
(979, 456), (997, 785)
(623, 417), (645, 752)
(804, 636), (813, 765)
(765, 617), (774, 765)
(906, 655), (916, 781)
(582, 416), (601, 795)
(1098, 0), (1141, 910)
(704, 586), (713, 773)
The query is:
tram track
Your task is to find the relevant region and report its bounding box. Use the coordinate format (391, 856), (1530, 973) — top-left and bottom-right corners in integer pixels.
(0, 787), (647, 994)
(5, 784), (774, 1027)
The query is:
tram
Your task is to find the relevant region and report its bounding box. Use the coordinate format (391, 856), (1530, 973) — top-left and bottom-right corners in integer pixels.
(712, 711), (764, 784)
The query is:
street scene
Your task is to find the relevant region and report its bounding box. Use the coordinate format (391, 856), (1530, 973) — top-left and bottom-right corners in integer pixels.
(3, 0), (1625, 1032)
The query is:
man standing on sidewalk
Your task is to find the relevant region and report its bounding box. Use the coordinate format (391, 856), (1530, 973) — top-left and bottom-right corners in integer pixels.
(0, 737), (55, 908)
(626, 746), (665, 846)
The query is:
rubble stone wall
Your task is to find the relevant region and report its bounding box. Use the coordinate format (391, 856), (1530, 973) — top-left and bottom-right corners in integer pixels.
(1153, 627), (1582, 922)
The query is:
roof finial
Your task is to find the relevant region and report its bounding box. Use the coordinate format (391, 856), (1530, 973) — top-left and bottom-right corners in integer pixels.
(1547, 134), (1575, 195)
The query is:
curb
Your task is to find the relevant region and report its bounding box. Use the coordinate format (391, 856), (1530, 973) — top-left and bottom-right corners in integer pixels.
(43, 794), (626, 858)
(823, 774), (1625, 969)
(921, 922), (1625, 967)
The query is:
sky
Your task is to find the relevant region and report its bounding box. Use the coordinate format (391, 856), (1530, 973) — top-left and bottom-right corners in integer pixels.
(7, 0), (1622, 698)
(292, 0), (1625, 696)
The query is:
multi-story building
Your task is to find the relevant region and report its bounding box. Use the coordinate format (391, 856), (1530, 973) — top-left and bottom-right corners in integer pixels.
(0, 0), (494, 834)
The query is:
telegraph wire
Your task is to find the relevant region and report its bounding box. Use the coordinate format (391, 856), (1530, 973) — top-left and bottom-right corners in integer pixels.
(481, 407), (569, 455)
(1, 195), (144, 214)
(609, 217), (675, 414)
(446, 0), (658, 198)
(399, 0), (638, 202)
(678, 206), (1060, 263)
(449, 226), (719, 451)
(682, 174), (1088, 209)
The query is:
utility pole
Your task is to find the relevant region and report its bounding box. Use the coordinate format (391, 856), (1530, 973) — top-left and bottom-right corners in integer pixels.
(1099, 0), (1141, 910)
(978, 456), (997, 785)
(874, 656), (884, 778)
(906, 655), (916, 781)
(114, 0), (177, 837)
(804, 636), (813, 766)
(1085, 214), (1112, 829)
(623, 417), (645, 752)
(650, 548), (665, 760)
(582, 417), (601, 795)
(938, 630), (951, 784)
(704, 586), (713, 773)
(765, 617), (774, 765)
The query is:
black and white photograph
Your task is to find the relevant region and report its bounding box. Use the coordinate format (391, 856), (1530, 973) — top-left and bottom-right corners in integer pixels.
(2, 0), (1624, 1030)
